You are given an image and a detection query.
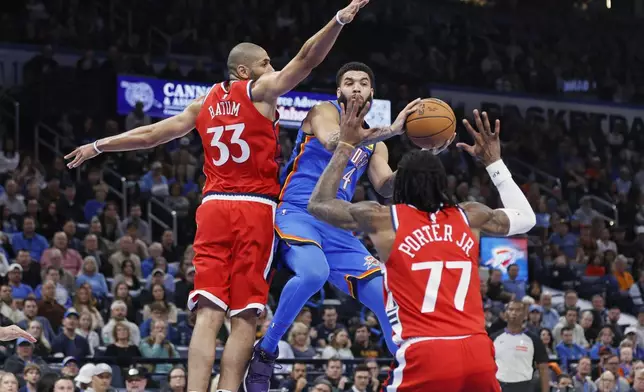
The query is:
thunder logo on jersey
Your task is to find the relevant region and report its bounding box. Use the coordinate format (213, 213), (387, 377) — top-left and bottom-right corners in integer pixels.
(279, 106), (374, 209)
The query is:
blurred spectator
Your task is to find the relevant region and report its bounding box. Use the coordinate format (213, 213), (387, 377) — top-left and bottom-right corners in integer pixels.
(0, 180), (26, 216)
(62, 220), (82, 252)
(316, 306), (344, 348)
(57, 183), (84, 224)
(14, 249), (41, 290)
(60, 357), (79, 379)
(102, 300), (140, 346)
(619, 346), (633, 378)
(3, 338), (49, 376)
(351, 324), (382, 359)
(35, 267), (72, 307)
(12, 217), (48, 262)
(89, 364), (113, 392)
(17, 298), (53, 341)
(125, 102), (151, 132)
(572, 356), (596, 392)
(174, 266), (194, 310)
(40, 232), (83, 275)
(589, 327), (618, 360)
(111, 282), (139, 322)
(503, 264), (526, 300)
(321, 328), (353, 360)
(74, 363), (95, 391)
(112, 259), (142, 296)
(120, 204), (151, 245)
(160, 230), (179, 264)
(288, 322), (316, 359)
(27, 319), (51, 357)
(123, 226), (149, 260)
(0, 283), (25, 323)
(72, 285), (104, 330)
(22, 362), (41, 392)
(139, 302), (177, 340)
(0, 373), (19, 392)
(310, 379), (333, 392)
(539, 328), (555, 357)
(51, 309), (91, 358)
(83, 184), (107, 223)
(109, 236), (142, 277)
(76, 311), (100, 356)
(540, 293), (561, 330)
(486, 269), (514, 303)
(549, 221), (578, 259)
(318, 358), (348, 391)
(98, 202), (123, 242)
(553, 308), (588, 346)
(37, 280), (66, 331)
(556, 326), (587, 372)
(596, 355), (630, 390)
(142, 283), (177, 324)
(7, 264), (34, 300)
(526, 305), (543, 335)
(81, 234), (110, 277)
(139, 319), (180, 374)
(75, 256), (108, 299)
(580, 311), (598, 346)
(613, 255), (634, 292)
(142, 242), (163, 278)
(164, 365), (186, 392)
(556, 291), (581, 315)
(278, 361), (308, 392)
(140, 162), (169, 197)
(349, 364), (371, 392)
(142, 268), (175, 301)
(104, 322), (142, 369)
(124, 366), (148, 392)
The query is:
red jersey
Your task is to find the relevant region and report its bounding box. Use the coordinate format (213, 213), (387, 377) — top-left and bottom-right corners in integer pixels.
(194, 80), (281, 198)
(383, 204), (486, 344)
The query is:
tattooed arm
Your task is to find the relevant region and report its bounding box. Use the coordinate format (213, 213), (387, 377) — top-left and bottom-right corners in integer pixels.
(459, 201), (512, 236)
(308, 143), (389, 232)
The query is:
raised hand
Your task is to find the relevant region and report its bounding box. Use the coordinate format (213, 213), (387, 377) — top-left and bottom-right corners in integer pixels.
(0, 325), (36, 342)
(391, 98), (422, 134)
(337, 0), (370, 24)
(65, 143), (101, 169)
(339, 96), (372, 147)
(457, 109), (501, 166)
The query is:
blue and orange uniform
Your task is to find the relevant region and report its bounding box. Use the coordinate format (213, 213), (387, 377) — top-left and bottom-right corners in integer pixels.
(257, 101), (397, 358)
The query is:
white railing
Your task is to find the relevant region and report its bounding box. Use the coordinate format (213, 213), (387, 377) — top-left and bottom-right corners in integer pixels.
(102, 166), (128, 219)
(580, 195), (619, 226)
(147, 197), (178, 245)
(506, 157), (562, 198)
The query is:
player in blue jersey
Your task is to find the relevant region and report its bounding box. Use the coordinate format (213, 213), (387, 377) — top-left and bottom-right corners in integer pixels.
(243, 62), (420, 392)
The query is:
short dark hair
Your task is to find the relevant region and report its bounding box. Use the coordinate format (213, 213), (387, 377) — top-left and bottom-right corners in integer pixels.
(557, 373), (572, 382)
(354, 364), (370, 375)
(336, 62), (375, 87)
(393, 150), (454, 213)
(565, 307), (578, 316)
(327, 357), (342, 366)
(561, 326), (574, 335)
(323, 306), (336, 314)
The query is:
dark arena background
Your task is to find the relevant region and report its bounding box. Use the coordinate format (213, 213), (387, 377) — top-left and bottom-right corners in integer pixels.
(0, 0), (643, 391)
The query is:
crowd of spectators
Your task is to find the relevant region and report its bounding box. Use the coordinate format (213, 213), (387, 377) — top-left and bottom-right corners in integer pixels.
(1, 0), (644, 391)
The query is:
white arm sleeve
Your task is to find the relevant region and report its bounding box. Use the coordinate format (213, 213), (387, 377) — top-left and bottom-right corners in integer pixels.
(486, 160), (537, 236)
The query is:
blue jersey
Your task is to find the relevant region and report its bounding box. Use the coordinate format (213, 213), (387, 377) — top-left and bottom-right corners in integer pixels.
(279, 101), (375, 209)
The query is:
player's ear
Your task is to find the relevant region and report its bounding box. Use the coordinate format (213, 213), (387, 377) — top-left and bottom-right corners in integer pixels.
(370, 89), (374, 99)
(236, 65), (249, 79)
(336, 88), (342, 99)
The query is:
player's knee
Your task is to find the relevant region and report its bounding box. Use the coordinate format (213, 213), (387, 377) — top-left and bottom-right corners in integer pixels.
(300, 260), (329, 287)
(195, 304), (225, 325)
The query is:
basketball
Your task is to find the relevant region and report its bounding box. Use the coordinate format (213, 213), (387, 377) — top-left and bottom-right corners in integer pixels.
(405, 98), (456, 150)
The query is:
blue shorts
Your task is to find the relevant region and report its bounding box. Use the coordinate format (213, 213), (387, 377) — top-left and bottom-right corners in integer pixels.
(275, 202), (381, 298)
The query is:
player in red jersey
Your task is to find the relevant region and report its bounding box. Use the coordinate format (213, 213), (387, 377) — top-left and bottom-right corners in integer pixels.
(307, 97), (536, 392)
(64, 2), (369, 391)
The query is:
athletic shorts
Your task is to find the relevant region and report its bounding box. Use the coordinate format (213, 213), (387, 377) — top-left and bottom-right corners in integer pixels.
(274, 202), (381, 299)
(383, 334), (501, 392)
(188, 194), (276, 316)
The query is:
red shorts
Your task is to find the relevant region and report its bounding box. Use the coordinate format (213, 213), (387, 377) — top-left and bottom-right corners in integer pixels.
(383, 334), (500, 392)
(187, 195), (276, 316)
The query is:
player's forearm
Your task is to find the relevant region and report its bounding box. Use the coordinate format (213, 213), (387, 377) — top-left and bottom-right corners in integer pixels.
(96, 124), (159, 152)
(309, 144), (359, 230)
(295, 16), (344, 70)
(323, 127), (398, 151)
(375, 171), (396, 198)
(486, 160), (536, 235)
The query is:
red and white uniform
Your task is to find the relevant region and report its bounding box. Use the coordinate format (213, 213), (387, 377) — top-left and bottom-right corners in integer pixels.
(188, 80), (280, 316)
(382, 204), (500, 392)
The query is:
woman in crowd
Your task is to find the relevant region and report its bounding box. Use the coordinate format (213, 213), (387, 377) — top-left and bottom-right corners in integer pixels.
(142, 283), (178, 324)
(0, 372), (18, 392)
(139, 319), (180, 374)
(321, 328), (353, 360)
(112, 281), (139, 322)
(162, 366), (187, 392)
(76, 311), (100, 356)
(28, 320), (51, 357)
(540, 328), (556, 357)
(75, 256), (109, 298)
(72, 285), (104, 330)
(112, 259), (142, 295)
(105, 322), (142, 371)
(288, 322), (317, 359)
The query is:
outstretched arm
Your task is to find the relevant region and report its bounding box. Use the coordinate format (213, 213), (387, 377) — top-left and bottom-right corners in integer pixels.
(457, 110), (535, 236)
(66, 100), (201, 168)
(251, 0), (369, 101)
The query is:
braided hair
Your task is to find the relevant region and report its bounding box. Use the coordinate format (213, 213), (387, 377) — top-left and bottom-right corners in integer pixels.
(393, 150), (454, 213)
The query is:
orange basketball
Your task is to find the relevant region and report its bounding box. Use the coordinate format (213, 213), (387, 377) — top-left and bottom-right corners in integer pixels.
(405, 98), (456, 150)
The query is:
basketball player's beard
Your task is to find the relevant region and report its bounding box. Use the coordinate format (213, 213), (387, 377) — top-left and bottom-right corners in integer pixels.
(337, 93), (373, 115)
